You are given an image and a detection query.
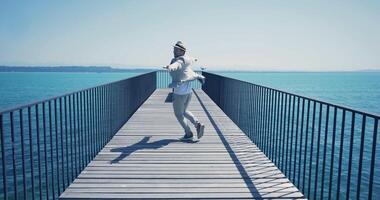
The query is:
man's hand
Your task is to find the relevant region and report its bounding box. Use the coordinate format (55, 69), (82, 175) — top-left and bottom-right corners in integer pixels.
(163, 65), (169, 70)
(198, 75), (206, 85)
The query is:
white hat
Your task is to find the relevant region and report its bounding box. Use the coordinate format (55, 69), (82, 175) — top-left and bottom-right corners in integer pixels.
(173, 41), (186, 51)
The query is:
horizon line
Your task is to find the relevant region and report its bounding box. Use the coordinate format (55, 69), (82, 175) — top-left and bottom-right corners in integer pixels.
(0, 65), (379, 72)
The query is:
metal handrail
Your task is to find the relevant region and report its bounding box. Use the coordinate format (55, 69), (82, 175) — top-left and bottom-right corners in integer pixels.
(0, 70), (156, 115)
(0, 71), (156, 199)
(201, 71), (379, 200)
(204, 72), (380, 119)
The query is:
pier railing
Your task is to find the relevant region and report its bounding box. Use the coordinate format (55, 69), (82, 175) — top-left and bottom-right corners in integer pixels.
(0, 72), (156, 200)
(202, 71), (379, 200)
(156, 70), (202, 89)
(1, 70), (378, 200)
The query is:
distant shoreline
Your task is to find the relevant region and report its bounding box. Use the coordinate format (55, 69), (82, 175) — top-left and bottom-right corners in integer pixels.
(0, 66), (156, 73)
(0, 66), (379, 73)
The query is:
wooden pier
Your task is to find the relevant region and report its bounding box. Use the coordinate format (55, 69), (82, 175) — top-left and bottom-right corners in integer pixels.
(59, 89), (304, 199)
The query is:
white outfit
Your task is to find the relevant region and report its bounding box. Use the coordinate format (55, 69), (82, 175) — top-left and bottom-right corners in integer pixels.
(167, 54), (202, 136)
(167, 55), (204, 88)
(173, 81), (192, 95)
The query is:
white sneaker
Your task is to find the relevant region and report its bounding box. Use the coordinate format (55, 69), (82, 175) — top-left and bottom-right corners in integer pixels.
(196, 123), (205, 139)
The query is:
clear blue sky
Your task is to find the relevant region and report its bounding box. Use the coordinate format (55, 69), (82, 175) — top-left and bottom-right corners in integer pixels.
(0, 0), (379, 71)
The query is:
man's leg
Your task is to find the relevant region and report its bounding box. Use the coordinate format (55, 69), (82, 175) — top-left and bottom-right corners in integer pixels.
(183, 93), (199, 125)
(183, 92), (205, 139)
(172, 94), (192, 137)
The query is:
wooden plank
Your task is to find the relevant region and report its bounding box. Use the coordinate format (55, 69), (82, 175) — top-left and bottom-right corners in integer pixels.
(59, 89), (304, 199)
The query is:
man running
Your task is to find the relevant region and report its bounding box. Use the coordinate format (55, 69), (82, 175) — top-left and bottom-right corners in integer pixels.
(164, 41), (205, 141)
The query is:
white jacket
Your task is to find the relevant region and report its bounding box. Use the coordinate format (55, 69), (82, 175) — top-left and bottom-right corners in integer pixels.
(167, 55), (204, 88)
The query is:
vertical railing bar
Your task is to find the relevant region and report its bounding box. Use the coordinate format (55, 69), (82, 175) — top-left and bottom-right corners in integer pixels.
(93, 88), (97, 157)
(108, 85), (111, 144)
(96, 86), (101, 151)
(19, 109), (27, 199)
(293, 97), (300, 182)
(98, 86), (101, 151)
(302, 99), (310, 191)
(84, 90), (91, 165)
(80, 91), (87, 166)
(307, 101), (316, 197)
(368, 118), (378, 200)
(255, 86), (260, 146)
(321, 105), (330, 199)
(297, 98), (305, 187)
(64, 96), (69, 187)
(277, 92), (286, 166)
(82, 91), (87, 168)
(42, 102), (49, 200)
(313, 103), (323, 199)
(278, 93), (284, 167)
(76, 93), (81, 173)
(86, 90), (91, 163)
(100, 86), (103, 150)
(252, 86), (257, 144)
(261, 87), (266, 149)
(59, 98), (65, 190)
(249, 85), (254, 141)
(346, 112), (355, 200)
(102, 86), (105, 149)
(283, 94), (288, 171)
(73, 94), (77, 177)
(0, 114), (7, 200)
(289, 95), (296, 180)
(259, 87), (265, 149)
(34, 104), (42, 200)
(89, 89), (95, 159)
(285, 94), (292, 176)
(262, 88), (268, 154)
(92, 88), (96, 159)
(81, 91), (86, 167)
(271, 90), (277, 161)
(247, 85), (252, 141)
(275, 91), (281, 165)
(79, 92), (84, 171)
(281, 93), (287, 170)
(264, 89), (272, 159)
(336, 109), (346, 200)
(268, 89), (274, 159)
(10, 112), (18, 200)
(254, 85), (258, 142)
(54, 99), (61, 195)
(265, 88), (271, 155)
(88, 89), (92, 159)
(69, 95), (74, 181)
(258, 86), (263, 148)
(328, 107), (338, 199)
(48, 101), (55, 200)
(28, 107), (36, 200)
(97, 87), (100, 153)
(356, 115), (366, 200)
(108, 84), (111, 141)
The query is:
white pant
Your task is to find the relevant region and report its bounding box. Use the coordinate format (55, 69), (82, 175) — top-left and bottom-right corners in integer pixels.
(172, 92), (198, 135)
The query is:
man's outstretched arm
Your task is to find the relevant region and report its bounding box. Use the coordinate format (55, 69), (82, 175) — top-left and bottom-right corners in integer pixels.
(163, 60), (183, 71)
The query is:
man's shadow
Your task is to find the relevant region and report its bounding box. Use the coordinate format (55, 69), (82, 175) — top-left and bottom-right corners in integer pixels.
(110, 136), (197, 164)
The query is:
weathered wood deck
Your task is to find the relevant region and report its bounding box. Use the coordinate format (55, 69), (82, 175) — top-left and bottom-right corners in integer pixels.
(60, 89), (304, 199)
